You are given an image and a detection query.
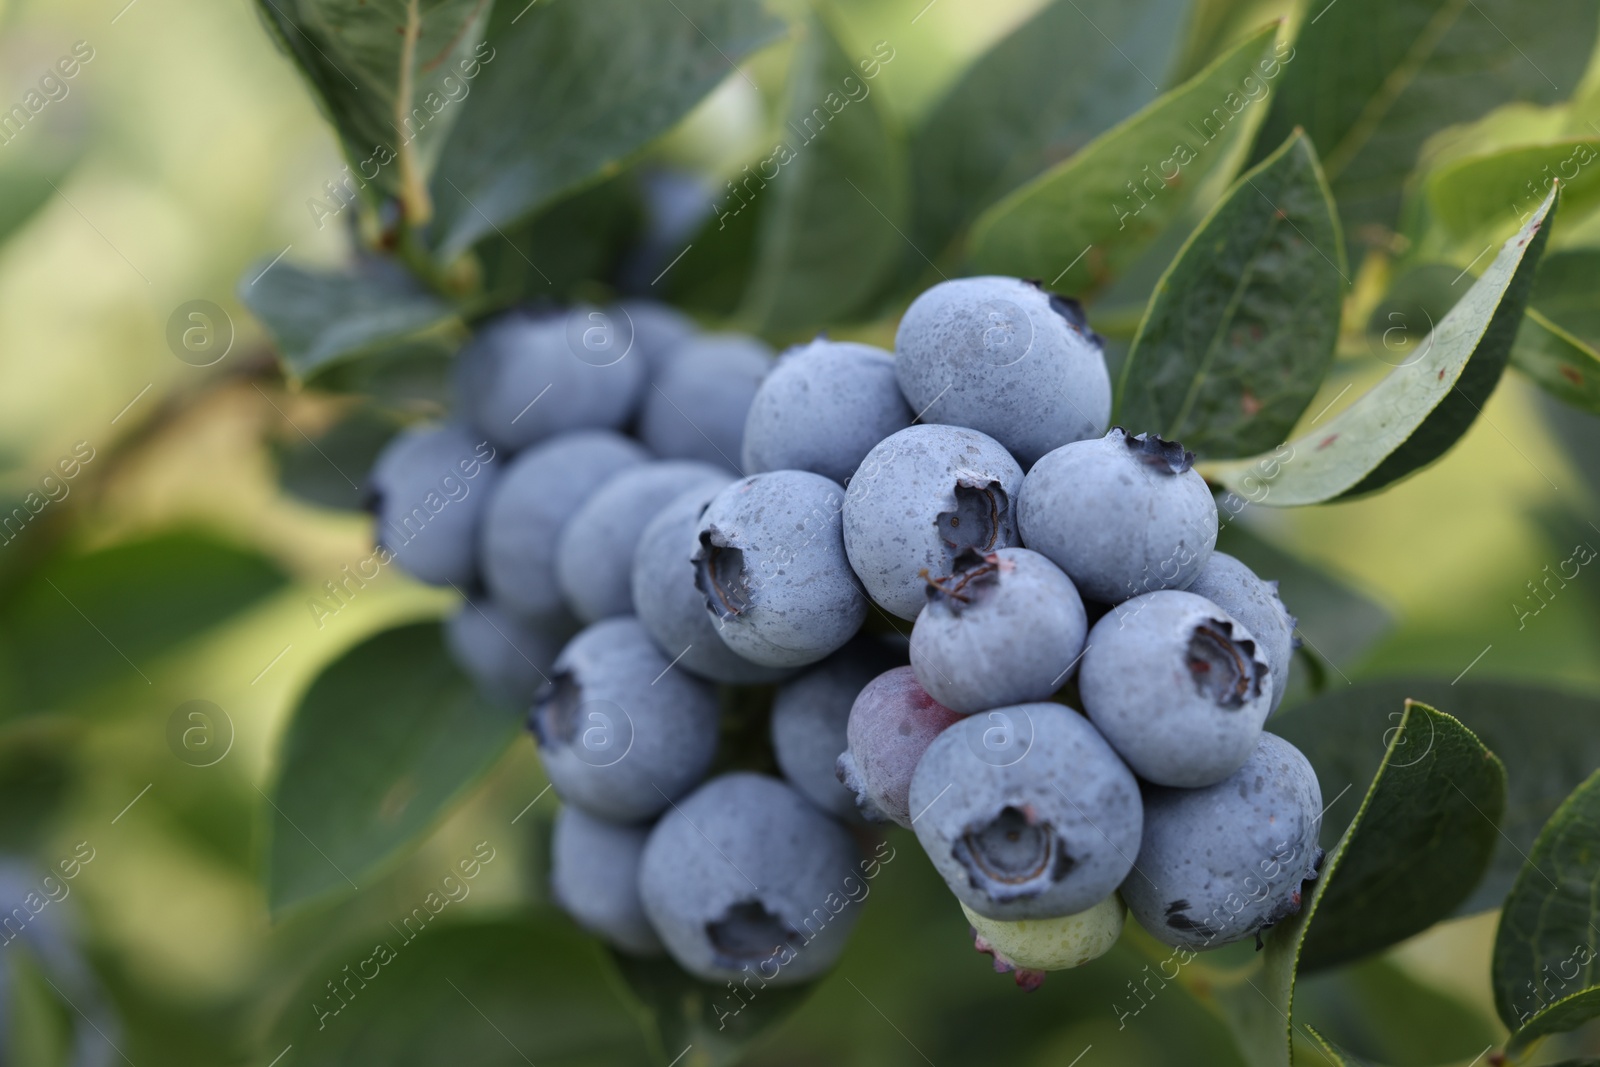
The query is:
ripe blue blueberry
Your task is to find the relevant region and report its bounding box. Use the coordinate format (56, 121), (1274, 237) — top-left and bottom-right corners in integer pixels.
(1079, 589), (1271, 787)
(480, 430), (650, 626)
(1121, 732), (1324, 950)
(843, 424), (1025, 620)
(908, 702), (1142, 920)
(1018, 429), (1217, 604)
(368, 422), (500, 587)
(556, 460), (729, 624)
(631, 481), (793, 685)
(1185, 552), (1297, 714)
(454, 309), (646, 451)
(612, 299), (698, 380)
(529, 617), (719, 822)
(550, 805), (664, 956)
(639, 333), (772, 472)
(637, 772), (862, 985)
(894, 276), (1111, 467)
(694, 470), (867, 668)
(741, 338), (914, 484)
(445, 598), (571, 708)
(910, 547), (1087, 714)
(836, 666), (962, 827)
(770, 637), (906, 819)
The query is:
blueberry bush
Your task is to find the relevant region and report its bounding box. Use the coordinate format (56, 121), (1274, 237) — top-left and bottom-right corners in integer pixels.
(4, 0), (1600, 1065)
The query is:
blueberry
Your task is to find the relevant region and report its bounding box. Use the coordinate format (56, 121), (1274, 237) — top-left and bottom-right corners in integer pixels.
(909, 702), (1141, 919)
(556, 460), (730, 624)
(631, 481), (794, 685)
(741, 338), (914, 484)
(1018, 428), (1217, 604)
(836, 666), (962, 827)
(910, 547), (1087, 714)
(961, 893), (1125, 989)
(368, 422), (500, 587)
(529, 617), (719, 822)
(1079, 589), (1271, 787)
(1121, 733), (1324, 951)
(612, 299), (698, 380)
(694, 471), (867, 668)
(843, 424), (1025, 620)
(445, 598), (572, 707)
(454, 309), (646, 451)
(480, 431), (650, 626)
(771, 638), (907, 819)
(894, 276), (1110, 467)
(639, 333), (772, 472)
(550, 805), (664, 956)
(1185, 552), (1297, 713)
(637, 772), (862, 985)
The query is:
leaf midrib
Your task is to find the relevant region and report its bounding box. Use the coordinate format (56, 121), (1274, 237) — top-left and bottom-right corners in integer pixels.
(1165, 187), (1286, 438)
(1321, 0), (1471, 180)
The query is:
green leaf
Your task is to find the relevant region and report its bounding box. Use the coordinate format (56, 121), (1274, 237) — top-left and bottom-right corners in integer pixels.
(474, 173), (644, 311)
(1209, 703), (1496, 1066)
(0, 148), (80, 249)
(1513, 307), (1600, 413)
(238, 259), (458, 382)
(270, 404), (403, 512)
(0, 530), (286, 713)
(1412, 140), (1600, 257)
(1295, 957), (1501, 1066)
(265, 622), (522, 917)
(1248, 0), (1597, 235)
(666, 192), (766, 318)
(1115, 131), (1344, 458)
(1271, 679), (1600, 916)
(737, 12), (906, 334)
(611, 951), (814, 1067)
(1530, 249), (1600, 345)
(1297, 703), (1505, 971)
(1209, 185), (1557, 505)
(429, 0), (785, 259)
(253, 0), (492, 209)
(272, 915), (654, 1064)
(1494, 769), (1600, 1045)
(965, 23), (1283, 298)
(908, 0), (1189, 261)
(1302, 1026), (1382, 1066)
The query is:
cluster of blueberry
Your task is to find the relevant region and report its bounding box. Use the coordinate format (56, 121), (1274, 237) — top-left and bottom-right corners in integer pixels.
(365, 275), (1326, 992)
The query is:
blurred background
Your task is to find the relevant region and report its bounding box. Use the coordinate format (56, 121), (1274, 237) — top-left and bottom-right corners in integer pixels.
(0, 0), (1597, 1063)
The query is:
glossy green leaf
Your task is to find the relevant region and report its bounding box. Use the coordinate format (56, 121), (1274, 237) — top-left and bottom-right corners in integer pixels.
(0, 530), (286, 714)
(966, 23), (1284, 297)
(252, 0), (492, 206)
(738, 12), (906, 334)
(1271, 679), (1600, 916)
(1210, 703), (1496, 1066)
(1116, 131), (1344, 458)
(1248, 0), (1596, 234)
(265, 622), (522, 917)
(1513, 307), (1600, 413)
(1303, 1026), (1382, 1066)
(239, 259), (458, 381)
(909, 0), (1189, 261)
(1210, 186), (1557, 504)
(429, 0), (784, 259)
(272, 915), (653, 1064)
(1298, 703), (1505, 971)
(611, 951), (814, 1067)
(1494, 769), (1600, 1045)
